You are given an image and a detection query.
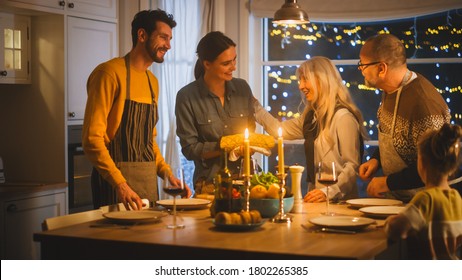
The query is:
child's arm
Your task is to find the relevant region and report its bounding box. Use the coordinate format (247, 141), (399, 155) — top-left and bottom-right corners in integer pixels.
(385, 214), (413, 240)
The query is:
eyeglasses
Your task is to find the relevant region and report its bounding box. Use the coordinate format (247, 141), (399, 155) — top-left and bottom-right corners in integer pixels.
(357, 61), (381, 71)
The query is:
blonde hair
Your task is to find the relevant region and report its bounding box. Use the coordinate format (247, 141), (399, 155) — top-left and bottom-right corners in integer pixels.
(297, 56), (368, 145)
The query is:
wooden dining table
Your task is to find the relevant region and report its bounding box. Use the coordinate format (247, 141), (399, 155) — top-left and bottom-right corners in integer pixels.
(33, 201), (404, 260)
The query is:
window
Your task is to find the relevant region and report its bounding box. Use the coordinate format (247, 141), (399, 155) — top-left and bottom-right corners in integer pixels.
(4, 27), (22, 70)
(0, 12), (30, 84)
(261, 9), (462, 179)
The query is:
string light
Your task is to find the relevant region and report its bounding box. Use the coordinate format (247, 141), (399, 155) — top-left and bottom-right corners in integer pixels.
(265, 9), (462, 139)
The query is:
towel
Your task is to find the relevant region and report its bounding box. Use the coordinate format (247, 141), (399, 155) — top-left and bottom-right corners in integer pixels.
(228, 146), (272, 161)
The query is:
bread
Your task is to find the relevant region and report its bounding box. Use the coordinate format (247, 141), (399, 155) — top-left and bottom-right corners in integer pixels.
(239, 211), (252, 224)
(230, 212), (242, 224)
(215, 212), (232, 224)
(249, 210), (262, 224)
(215, 210), (262, 225)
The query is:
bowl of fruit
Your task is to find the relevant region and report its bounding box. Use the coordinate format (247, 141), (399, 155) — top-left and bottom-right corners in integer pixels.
(246, 172), (294, 218)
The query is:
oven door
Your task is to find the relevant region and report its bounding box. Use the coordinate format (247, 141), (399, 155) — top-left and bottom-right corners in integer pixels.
(68, 125), (93, 213)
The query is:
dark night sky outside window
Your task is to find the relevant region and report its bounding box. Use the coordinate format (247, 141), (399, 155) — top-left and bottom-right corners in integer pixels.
(263, 9), (462, 182)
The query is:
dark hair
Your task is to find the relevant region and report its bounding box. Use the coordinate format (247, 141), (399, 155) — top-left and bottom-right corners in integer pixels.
(365, 34), (407, 68)
(194, 31), (236, 79)
(131, 9), (176, 47)
(418, 123), (462, 185)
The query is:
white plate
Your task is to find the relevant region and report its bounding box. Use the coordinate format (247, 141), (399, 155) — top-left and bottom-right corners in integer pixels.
(103, 210), (166, 223)
(309, 216), (376, 230)
(359, 206), (406, 218)
(156, 198), (211, 210)
(346, 198), (403, 209)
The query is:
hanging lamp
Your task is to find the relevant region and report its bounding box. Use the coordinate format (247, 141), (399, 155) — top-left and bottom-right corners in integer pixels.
(273, 0), (309, 25)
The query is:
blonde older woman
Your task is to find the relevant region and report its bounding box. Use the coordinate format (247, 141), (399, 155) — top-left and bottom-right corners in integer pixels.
(254, 56), (367, 202)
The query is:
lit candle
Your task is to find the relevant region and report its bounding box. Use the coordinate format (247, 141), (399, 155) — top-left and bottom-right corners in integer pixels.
(244, 128), (251, 178)
(278, 127), (285, 175)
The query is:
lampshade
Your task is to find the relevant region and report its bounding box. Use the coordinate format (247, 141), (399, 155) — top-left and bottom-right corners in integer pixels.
(273, 0), (309, 25)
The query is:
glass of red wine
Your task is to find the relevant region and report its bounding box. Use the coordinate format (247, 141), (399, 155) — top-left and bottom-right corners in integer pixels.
(163, 167), (185, 229)
(317, 161), (338, 216)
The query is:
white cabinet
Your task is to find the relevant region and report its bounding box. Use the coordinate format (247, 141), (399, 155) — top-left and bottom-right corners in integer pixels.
(0, 0), (117, 19)
(66, 0), (117, 19)
(67, 16), (118, 123)
(0, 12), (30, 84)
(0, 184), (67, 259)
(0, 0), (65, 11)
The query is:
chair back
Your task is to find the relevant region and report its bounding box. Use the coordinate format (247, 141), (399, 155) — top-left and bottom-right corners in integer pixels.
(42, 209), (103, 231)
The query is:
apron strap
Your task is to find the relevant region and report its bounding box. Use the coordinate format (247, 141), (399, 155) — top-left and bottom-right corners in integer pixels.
(124, 55), (131, 100)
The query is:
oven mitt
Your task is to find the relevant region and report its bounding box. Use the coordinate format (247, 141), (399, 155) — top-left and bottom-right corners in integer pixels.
(220, 133), (275, 152)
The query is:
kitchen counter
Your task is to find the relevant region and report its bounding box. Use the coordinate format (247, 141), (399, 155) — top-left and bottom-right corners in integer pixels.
(0, 182), (67, 199)
(1, 181), (67, 259)
(33, 202), (404, 260)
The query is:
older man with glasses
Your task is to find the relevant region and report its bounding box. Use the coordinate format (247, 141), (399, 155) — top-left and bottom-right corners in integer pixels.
(357, 34), (451, 202)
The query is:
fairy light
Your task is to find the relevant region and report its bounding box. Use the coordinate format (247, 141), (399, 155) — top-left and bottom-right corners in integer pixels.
(265, 9), (462, 128)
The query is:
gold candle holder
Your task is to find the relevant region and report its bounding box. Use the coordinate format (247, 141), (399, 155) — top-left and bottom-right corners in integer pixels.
(271, 173), (292, 223)
(243, 174), (251, 212)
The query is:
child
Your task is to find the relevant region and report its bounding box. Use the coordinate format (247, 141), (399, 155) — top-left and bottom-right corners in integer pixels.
(385, 123), (462, 259)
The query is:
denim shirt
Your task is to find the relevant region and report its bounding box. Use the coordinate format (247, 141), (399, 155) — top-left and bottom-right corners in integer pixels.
(175, 77), (256, 184)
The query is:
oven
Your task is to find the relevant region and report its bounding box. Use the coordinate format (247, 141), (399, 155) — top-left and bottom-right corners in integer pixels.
(68, 125), (93, 213)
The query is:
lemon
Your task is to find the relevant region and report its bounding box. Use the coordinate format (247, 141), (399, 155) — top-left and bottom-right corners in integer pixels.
(266, 183), (282, 199)
(249, 185), (267, 199)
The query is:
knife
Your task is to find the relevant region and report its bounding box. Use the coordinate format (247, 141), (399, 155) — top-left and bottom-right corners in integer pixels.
(318, 227), (356, 234)
(301, 224), (356, 234)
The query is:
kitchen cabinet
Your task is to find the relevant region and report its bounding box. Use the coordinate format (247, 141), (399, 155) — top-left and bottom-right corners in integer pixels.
(67, 16), (118, 123)
(0, 12), (30, 84)
(66, 0), (117, 19)
(0, 183), (67, 259)
(0, 0), (65, 12)
(0, 0), (117, 20)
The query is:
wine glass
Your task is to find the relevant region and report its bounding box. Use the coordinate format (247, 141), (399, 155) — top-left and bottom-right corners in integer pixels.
(317, 161), (338, 216)
(163, 167), (185, 229)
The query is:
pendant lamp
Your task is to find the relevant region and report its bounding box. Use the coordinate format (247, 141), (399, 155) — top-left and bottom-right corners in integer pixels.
(273, 0), (309, 25)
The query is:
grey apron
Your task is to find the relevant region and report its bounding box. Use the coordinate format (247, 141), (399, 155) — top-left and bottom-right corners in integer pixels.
(378, 78), (422, 202)
(91, 55), (159, 208)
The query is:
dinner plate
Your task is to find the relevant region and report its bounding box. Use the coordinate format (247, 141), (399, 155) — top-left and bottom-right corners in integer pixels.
(346, 198), (403, 209)
(102, 210), (167, 224)
(309, 216), (375, 230)
(213, 219), (266, 231)
(359, 206), (406, 218)
(156, 198), (211, 210)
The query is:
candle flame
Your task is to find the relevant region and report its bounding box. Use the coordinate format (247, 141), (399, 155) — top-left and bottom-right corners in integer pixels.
(244, 128), (249, 139)
(278, 127), (283, 137)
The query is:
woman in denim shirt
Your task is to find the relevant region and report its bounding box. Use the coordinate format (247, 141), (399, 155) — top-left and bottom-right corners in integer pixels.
(175, 31), (256, 194)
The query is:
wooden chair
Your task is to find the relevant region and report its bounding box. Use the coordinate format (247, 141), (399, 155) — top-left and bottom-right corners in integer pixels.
(42, 209), (104, 231)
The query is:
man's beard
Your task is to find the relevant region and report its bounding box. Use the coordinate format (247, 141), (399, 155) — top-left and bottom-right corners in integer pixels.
(364, 77), (376, 88)
(146, 44), (166, 63)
